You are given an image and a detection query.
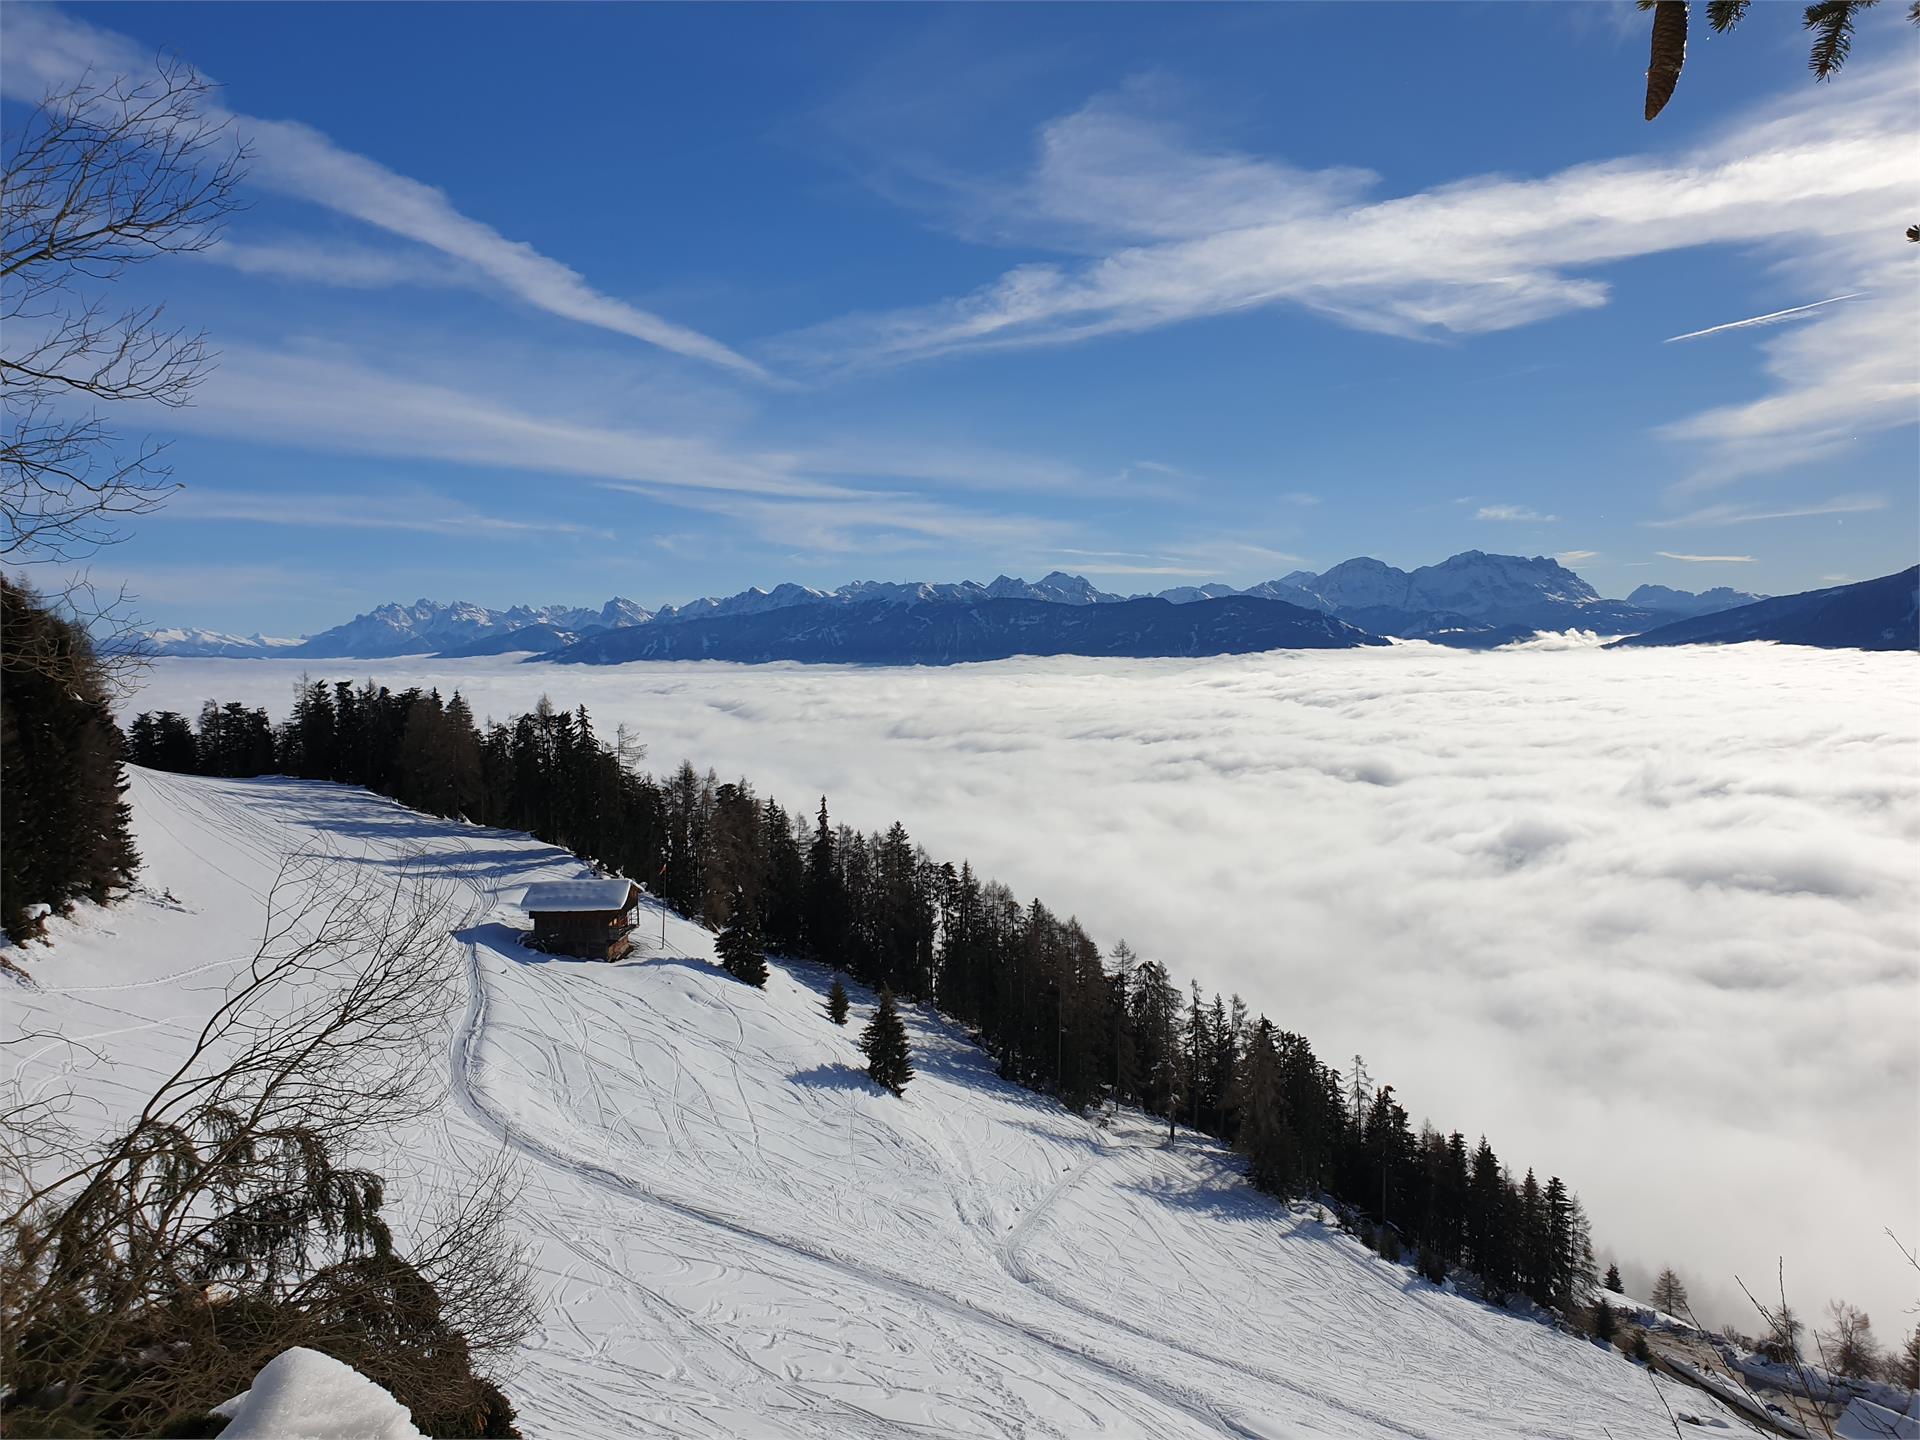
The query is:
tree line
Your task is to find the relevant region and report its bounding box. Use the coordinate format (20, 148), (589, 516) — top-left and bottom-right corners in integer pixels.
(131, 677), (1606, 1315)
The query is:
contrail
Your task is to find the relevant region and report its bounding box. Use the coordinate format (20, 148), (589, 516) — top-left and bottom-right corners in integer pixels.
(1664, 293), (1865, 343)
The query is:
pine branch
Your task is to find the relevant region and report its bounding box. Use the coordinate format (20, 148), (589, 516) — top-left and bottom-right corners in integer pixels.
(1803, 0), (1878, 79)
(1706, 0), (1751, 30)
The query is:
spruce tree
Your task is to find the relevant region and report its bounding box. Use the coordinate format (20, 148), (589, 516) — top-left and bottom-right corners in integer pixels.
(715, 890), (768, 987)
(1, 579), (140, 941)
(1543, 1176), (1593, 1311)
(1591, 1297), (1618, 1345)
(826, 975), (850, 1025)
(1604, 1262), (1623, 1294)
(859, 987), (913, 1095)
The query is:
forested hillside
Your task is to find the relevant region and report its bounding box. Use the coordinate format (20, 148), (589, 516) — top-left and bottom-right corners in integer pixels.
(129, 677), (1600, 1310)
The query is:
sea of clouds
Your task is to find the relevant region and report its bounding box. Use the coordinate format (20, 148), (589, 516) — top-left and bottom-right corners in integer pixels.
(132, 644), (1920, 1328)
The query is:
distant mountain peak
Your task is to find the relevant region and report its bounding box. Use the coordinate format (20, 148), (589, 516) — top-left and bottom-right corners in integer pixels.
(1627, 583), (1768, 618)
(1615, 567), (1915, 651)
(139, 550), (1717, 661)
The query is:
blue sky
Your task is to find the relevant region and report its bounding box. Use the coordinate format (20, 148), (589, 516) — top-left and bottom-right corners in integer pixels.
(5, 1), (1915, 635)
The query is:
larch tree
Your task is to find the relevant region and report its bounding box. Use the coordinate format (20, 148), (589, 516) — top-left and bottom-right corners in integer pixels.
(1889, 1325), (1920, 1389)
(1650, 1266), (1689, 1316)
(1822, 1300), (1879, 1378)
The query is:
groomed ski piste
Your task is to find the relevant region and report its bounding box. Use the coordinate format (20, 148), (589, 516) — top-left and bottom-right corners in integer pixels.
(5, 768), (1754, 1439)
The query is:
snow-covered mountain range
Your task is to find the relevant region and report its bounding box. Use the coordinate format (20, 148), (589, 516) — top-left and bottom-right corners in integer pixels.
(136, 552), (1774, 661)
(139, 628), (306, 659)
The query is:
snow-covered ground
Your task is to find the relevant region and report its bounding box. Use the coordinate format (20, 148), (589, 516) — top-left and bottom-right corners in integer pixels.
(4, 768), (1752, 1437)
(123, 647), (1920, 1329)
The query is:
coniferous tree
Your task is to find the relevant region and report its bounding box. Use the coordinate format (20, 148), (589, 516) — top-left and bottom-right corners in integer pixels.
(1649, 1267), (1689, 1316)
(1129, 960), (1182, 1139)
(826, 975), (850, 1025)
(1890, 1325), (1920, 1390)
(127, 709), (200, 772)
(1464, 1141), (1513, 1301)
(1604, 1262), (1623, 1294)
(1, 579), (140, 941)
(1232, 1019), (1295, 1193)
(860, 987), (913, 1095)
(441, 691), (485, 816)
(714, 889), (768, 987)
(1592, 1297), (1618, 1345)
(805, 797), (847, 961)
(1517, 1169), (1550, 1303)
(1544, 1175), (1594, 1310)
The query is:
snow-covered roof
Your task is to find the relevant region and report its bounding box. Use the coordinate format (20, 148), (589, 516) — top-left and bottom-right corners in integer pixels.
(519, 879), (637, 913)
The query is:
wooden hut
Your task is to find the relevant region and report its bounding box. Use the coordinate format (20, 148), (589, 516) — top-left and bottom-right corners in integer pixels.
(519, 878), (642, 961)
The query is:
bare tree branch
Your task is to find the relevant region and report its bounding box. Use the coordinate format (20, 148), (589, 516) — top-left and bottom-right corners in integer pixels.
(2, 57), (247, 563)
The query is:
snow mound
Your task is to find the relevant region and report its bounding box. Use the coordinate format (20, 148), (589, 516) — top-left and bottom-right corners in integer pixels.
(215, 1348), (422, 1439)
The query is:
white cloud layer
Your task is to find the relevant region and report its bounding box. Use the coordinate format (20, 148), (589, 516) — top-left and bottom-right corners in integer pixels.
(0, 6), (767, 379)
(128, 647), (1920, 1328)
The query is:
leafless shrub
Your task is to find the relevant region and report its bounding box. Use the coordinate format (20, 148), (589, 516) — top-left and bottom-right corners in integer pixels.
(0, 859), (532, 1435)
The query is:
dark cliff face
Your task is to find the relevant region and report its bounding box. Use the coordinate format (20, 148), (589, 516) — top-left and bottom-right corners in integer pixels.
(1611, 567), (1919, 652)
(548, 595), (1387, 666)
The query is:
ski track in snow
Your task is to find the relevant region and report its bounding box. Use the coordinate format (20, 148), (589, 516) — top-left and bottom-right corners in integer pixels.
(3, 770), (1750, 1439)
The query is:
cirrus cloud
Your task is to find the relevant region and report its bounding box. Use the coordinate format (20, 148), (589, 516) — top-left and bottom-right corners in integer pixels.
(0, 6), (770, 381)
(783, 60), (1918, 488)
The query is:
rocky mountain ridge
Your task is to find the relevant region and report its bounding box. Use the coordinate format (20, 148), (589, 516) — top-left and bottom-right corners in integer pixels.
(135, 552), (1782, 660)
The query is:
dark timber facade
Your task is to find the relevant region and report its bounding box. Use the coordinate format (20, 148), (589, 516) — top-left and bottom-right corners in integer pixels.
(521, 879), (642, 961)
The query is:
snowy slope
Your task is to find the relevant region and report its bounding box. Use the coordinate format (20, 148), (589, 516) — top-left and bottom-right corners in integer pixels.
(5, 770), (1745, 1439)
(134, 627), (303, 657)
